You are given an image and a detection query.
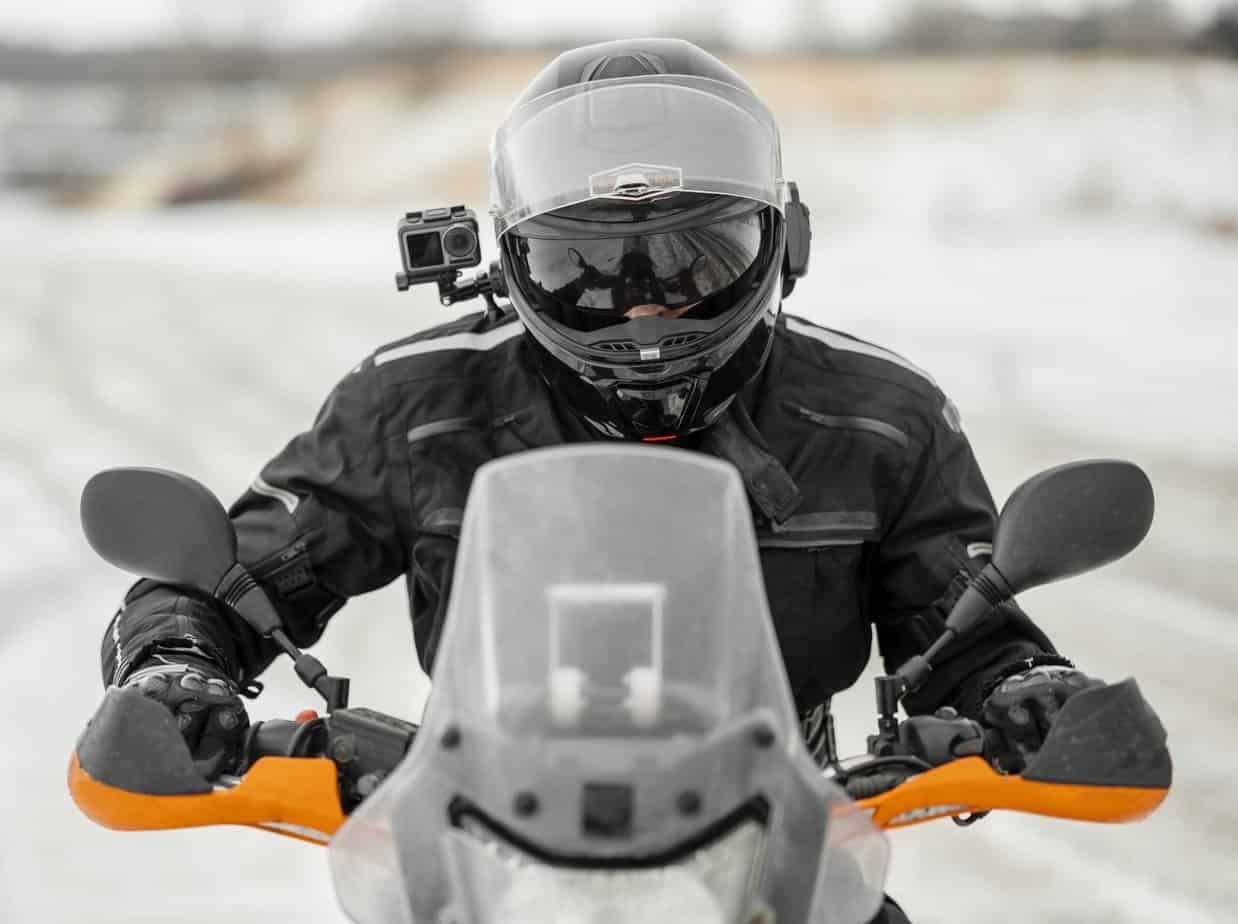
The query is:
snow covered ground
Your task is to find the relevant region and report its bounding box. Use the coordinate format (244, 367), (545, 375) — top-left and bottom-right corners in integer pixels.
(2, 57), (1236, 923)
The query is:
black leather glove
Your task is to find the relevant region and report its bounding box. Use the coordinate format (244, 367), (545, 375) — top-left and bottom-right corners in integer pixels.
(124, 657), (250, 778)
(982, 663), (1103, 773)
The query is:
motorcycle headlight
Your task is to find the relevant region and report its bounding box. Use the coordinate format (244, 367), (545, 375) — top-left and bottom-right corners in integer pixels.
(441, 817), (768, 924)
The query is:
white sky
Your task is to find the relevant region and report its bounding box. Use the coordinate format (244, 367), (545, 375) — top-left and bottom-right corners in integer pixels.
(0, 0), (1231, 49)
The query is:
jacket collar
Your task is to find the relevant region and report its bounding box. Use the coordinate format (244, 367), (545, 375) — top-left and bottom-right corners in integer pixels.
(526, 331), (802, 525)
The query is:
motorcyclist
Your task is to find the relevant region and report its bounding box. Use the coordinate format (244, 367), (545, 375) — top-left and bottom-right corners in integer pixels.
(100, 39), (1101, 923)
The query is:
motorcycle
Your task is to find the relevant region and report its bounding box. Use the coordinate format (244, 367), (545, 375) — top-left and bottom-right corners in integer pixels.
(70, 445), (1171, 924)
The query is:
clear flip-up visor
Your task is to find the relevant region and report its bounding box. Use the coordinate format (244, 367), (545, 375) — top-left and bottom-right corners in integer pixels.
(491, 75), (784, 236)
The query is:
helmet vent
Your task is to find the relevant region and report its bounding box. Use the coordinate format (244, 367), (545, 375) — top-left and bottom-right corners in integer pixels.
(659, 333), (705, 349)
(593, 332), (704, 354)
(581, 52), (667, 82)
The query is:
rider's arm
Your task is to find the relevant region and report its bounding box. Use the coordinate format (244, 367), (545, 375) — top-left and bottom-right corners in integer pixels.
(100, 358), (405, 687)
(870, 391), (1058, 718)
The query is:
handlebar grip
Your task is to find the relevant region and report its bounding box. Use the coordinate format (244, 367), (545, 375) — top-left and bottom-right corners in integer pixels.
(246, 720), (299, 757)
(242, 718), (327, 767)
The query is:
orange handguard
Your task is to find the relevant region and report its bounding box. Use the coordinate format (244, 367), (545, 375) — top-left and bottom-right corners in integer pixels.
(858, 755), (1169, 830)
(69, 751), (346, 845)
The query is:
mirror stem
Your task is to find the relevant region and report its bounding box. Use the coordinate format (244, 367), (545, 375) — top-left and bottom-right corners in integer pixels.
(269, 627), (304, 661)
(216, 564), (284, 635)
(897, 563), (1015, 694)
(216, 564), (351, 711)
(945, 564), (1014, 636)
(276, 627), (351, 711)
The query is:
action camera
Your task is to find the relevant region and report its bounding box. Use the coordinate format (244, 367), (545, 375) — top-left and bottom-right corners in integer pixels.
(395, 205), (481, 290)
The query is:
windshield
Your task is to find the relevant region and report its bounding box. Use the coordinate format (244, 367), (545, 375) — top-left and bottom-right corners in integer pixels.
(329, 446), (887, 924)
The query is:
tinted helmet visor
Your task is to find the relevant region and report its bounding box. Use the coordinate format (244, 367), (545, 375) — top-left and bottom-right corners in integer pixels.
(504, 194), (770, 336)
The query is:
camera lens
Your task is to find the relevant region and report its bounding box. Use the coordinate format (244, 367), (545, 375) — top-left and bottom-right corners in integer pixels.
(442, 224), (478, 259)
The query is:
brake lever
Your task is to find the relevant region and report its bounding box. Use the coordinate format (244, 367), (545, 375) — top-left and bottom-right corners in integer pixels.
(192, 752), (233, 782)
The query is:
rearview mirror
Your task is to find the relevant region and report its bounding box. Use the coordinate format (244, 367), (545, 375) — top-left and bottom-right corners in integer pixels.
(80, 467), (238, 594)
(898, 458), (1155, 692)
(993, 459), (1154, 595)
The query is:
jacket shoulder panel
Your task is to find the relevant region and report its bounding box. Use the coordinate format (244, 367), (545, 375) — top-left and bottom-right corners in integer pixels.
(371, 310), (523, 371)
(780, 314), (938, 393)
(774, 313), (950, 446)
(360, 310), (530, 430)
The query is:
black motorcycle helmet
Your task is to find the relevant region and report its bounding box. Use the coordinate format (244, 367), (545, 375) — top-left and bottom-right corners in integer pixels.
(490, 39), (808, 440)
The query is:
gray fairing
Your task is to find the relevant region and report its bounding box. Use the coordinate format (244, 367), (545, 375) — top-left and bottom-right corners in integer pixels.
(329, 445), (886, 924)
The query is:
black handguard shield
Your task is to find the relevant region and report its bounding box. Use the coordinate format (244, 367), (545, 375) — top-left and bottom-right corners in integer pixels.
(1020, 678), (1172, 788)
(76, 687), (212, 796)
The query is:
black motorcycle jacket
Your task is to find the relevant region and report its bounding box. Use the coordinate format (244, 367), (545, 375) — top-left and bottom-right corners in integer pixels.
(101, 309), (1057, 719)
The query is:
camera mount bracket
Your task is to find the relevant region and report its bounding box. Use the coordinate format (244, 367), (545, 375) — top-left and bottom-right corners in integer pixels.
(416, 261), (508, 306)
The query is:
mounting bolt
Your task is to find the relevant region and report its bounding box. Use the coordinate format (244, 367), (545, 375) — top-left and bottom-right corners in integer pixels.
(676, 790), (702, 816)
(216, 709), (241, 731)
(514, 792), (539, 817)
(355, 772), (384, 798)
(330, 736), (356, 763)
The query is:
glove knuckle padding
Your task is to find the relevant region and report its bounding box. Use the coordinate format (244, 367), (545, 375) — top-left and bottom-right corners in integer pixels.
(1029, 691), (1061, 736)
(123, 660), (249, 776)
(980, 664), (1102, 773)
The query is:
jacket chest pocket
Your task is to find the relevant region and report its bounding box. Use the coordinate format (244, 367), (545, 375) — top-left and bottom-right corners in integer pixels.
(756, 515), (878, 708)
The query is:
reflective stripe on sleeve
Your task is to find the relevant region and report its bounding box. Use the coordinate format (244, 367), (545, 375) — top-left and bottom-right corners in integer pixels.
(784, 317), (937, 386)
(374, 324), (523, 366)
(251, 475), (299, 515)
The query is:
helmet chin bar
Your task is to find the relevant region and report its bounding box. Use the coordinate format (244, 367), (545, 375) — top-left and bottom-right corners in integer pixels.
(613, 378), (701, 438)
(521, 288), (780, 441)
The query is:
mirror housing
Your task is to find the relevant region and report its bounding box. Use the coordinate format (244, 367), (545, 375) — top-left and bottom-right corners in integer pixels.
(993, 459), (1154, 595)
(898, 459), (1154, 693)
(81, 467), (237, 594)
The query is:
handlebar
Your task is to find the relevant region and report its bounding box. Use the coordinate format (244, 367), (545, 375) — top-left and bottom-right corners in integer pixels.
(241, 718), (330, 765)
(842, 713), (1009, 800)
(69, 681), (1169, 842)
(240, 708), (419, 811)
(243, 708), (994, 806)
(898, 712), (1008, 766)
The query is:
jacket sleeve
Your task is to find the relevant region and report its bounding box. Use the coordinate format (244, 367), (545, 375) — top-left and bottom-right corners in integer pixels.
(100, 359), (406, 687)
(871, 392), (1057, 717)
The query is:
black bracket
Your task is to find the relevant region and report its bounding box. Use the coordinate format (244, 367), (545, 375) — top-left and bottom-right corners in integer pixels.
(867, 674), (907, 757)
(434, 260), (508, 306)
(397, 260), (508, 307)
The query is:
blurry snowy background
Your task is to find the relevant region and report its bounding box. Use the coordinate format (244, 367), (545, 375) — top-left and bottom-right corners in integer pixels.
(2, 1), (1237, 922)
